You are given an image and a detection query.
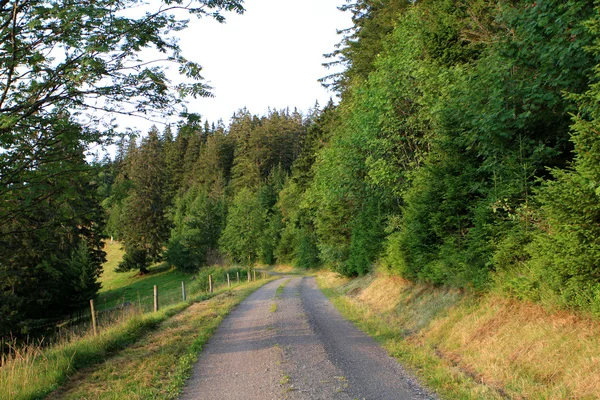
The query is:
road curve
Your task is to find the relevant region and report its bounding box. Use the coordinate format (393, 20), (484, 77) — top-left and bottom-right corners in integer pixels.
(180, 276), (435, 400)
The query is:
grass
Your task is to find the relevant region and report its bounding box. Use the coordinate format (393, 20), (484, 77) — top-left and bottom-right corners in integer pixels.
(274, 279), (290, 299)
(317, 269), (600, 400)
(97, 242), (193, 312)
(44, 280), (271, 400)
(0, 240), (273, 400)
(98, 241), (127, 292)
(1, 279), (272, 400)
(1, 301), (187, 400)
(263, 264), (306, 275)
(270, 303), (278, 313)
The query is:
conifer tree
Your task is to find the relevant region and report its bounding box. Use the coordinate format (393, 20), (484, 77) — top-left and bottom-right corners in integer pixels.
(500, 6), (600, 312)
(118, 127), (171, 273)
(219, 188), (266, 265)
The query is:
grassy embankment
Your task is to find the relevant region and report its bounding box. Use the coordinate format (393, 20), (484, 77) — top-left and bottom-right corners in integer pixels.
(262, 264), (306, 275)
(97, 242), (193, 312)
(318, 270), (600, 400)
(1, 241), (272, 400)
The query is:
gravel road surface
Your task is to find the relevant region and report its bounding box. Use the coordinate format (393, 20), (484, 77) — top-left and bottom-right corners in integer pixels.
(180, 276), (435, 400)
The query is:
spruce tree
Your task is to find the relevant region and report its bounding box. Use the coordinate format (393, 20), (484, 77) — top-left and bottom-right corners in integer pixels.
(118, 127), (171, 273)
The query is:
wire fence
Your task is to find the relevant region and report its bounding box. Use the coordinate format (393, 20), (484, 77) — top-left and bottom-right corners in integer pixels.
(1, 266), (266, 355)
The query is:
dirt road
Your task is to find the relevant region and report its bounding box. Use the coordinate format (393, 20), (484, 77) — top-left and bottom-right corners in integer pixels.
(180, 276), (435, 400)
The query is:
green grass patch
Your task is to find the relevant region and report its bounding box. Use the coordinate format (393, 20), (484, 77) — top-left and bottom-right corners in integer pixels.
(270, 303), (278, 313)
(1, 301), (188, 400)
(97, 241), (193, 312)
(97, 265), (192, 312)
(45, 280), (273, 400)
(2, 242), (273, 400)
(274, 279), (290, 299)
(97, 242), (249, 313)
(98, 241), (127, 292)
(1, 278), (273, 400)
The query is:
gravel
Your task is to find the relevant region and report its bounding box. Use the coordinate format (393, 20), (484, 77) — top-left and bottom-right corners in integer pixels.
(180, 276), (436, 400)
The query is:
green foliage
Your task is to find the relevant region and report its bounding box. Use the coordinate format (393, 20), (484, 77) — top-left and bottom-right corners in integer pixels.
(10, 0), (600, 343)
(322, 0), (410, 92)
(345, 196), (386, 276)
(0, 0), (243, 340)
(371, 0), (598, 291)
(166, 188), (226, 272)
(230, 109), (305, 191)
(496, 3), (600, 313)
(295, 228), (321, 270)
(118, 127), (172, 273)
(219, 188), (267, 265)
(0, 132), (106, 338)
(115, 248), (150, 274)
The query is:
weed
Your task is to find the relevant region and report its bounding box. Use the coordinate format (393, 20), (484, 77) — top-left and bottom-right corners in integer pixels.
(275, 279), (291, 299)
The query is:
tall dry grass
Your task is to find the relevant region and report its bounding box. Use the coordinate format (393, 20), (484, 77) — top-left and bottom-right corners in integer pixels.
(0, 270), (261, 400)
(0, 304), (148, 400)
(423, 295), (600, 399)
(318, 270), (600, 400)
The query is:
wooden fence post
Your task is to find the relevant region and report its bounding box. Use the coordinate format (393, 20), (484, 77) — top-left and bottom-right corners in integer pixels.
(227, 273), (231, 288)
(209, 275), (213, 293)
(237, 271), (240, 283)
(253, 270), (256, 281)
(182, 281), (186, 301)
(154, 285), (159, 312)
(90, 299), (98, 336)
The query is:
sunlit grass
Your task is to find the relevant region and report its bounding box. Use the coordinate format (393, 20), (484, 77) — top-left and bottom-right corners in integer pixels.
(317, 270), (600, 399)
(43, 280), (271, 400)
(98, 240), (128, 292)
(1, 278), (272, 400)
(0, 240), (273, 400)
(97, 242), (192, 312)
(0, 303), (181, 400)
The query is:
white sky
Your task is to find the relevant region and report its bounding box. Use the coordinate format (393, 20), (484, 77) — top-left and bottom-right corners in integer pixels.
(126, 0), (351, 133)
(185, 0), (350, 123)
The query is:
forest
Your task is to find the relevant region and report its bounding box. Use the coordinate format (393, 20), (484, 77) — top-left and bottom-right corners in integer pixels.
(3, 0), (600, 340)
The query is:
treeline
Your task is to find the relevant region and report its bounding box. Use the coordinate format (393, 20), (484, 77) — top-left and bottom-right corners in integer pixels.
(107, 0), (600, 316)
(312, 0), (600, 314)
(103, 108), (312, 272)
(5, 0), (600, 341)
(0, 0), (244, 341)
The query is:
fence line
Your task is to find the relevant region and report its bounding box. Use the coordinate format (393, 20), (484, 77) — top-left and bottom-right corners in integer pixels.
(2, 267), (267, 354)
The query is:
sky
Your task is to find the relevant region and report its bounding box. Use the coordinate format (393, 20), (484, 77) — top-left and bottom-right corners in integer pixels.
(124, 0), (351, 133)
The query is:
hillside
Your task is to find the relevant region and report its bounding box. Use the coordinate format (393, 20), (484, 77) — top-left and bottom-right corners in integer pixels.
(319, 271), (600, 399)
